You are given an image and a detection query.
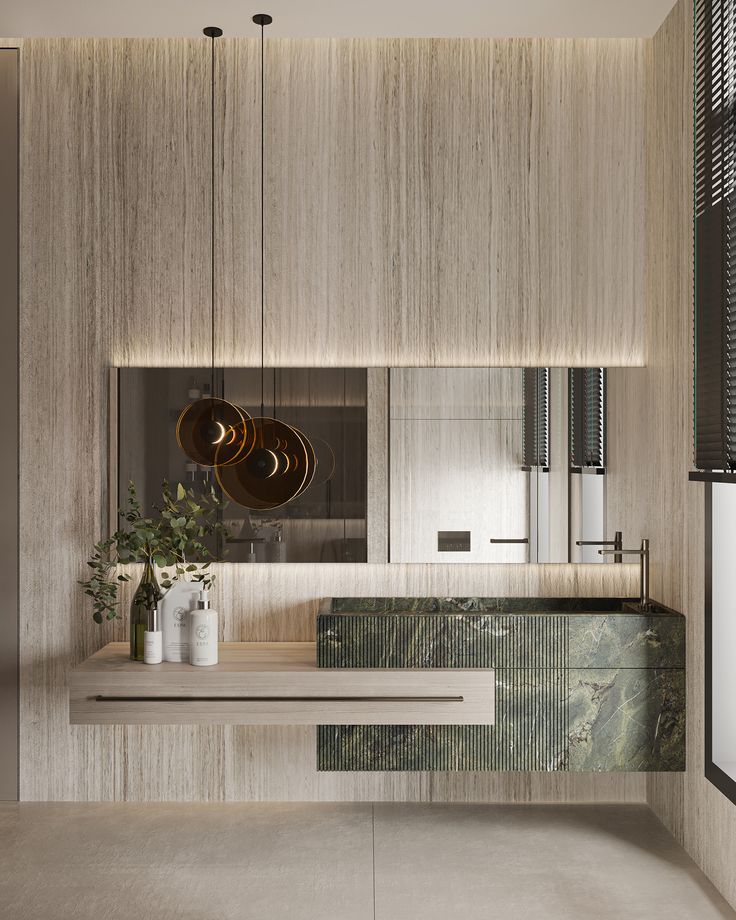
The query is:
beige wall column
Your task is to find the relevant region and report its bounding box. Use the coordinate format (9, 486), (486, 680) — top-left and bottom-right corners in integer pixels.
(0, 46), (19, 802)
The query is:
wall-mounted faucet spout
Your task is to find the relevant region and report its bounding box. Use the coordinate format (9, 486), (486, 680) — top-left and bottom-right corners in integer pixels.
(599, 538), (650, 611)
(576, 530), (623, 563)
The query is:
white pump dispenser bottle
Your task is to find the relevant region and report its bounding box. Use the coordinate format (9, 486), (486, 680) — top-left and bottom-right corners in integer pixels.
(189, 588), (218, 667)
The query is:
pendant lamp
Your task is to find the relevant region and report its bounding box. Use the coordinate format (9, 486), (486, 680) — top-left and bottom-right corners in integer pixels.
(309, 436), (337, 488)
(214, 14), (317, 510)
(177, 26), (256, 469)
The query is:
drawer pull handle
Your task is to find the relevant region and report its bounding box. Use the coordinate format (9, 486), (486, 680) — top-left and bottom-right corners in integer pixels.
(94, 694), (465, 703)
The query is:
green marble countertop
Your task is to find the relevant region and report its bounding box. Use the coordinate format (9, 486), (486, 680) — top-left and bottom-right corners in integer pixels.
(319, 597), (684, 617)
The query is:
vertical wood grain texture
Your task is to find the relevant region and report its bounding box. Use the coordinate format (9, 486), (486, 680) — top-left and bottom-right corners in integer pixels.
(641, 0), (692, 840)
(0, 47), (19, 801)
(642, 0), (736, 909)
(366, 368), (388, 563)
(221, 38), (645, 366)
(20, 37), (647, 803)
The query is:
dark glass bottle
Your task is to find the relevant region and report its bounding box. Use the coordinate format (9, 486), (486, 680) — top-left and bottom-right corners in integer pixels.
(130, 559), (162, 661)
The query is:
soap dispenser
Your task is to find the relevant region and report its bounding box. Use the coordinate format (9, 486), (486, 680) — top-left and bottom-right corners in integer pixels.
(189, 588), (218, 667)
(159, 579), (201, 662)
(266, 532), (286, 563)
(143, 605), (163, 665)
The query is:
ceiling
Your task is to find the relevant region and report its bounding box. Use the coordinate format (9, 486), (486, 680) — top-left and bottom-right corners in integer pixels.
(5, 0), (679, 40)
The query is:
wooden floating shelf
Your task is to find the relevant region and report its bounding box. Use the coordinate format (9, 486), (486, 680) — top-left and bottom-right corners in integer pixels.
(69, 643), (495, 726)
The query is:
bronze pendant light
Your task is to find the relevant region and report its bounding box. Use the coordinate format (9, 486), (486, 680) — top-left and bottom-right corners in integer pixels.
(214, 14), (317, 511)
(177, 26), (256, 469)
(216, 416), (316, 510)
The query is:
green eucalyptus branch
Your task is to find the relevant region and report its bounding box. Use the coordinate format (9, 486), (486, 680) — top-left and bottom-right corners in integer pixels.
(79, 480), (230, 624)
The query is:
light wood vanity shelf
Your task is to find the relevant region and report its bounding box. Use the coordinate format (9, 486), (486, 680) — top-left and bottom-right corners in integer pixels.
(69, 643), (495, 726)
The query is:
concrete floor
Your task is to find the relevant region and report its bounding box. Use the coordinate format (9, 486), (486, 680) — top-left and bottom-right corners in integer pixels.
(0, 803), (733, 920)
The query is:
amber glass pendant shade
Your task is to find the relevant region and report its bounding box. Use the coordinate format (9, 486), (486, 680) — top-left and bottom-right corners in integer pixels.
(216, 416), (317, 510)
(176, 397), (255, 467)
(289, 424), (318, 499)
(310, 436), (336, 487)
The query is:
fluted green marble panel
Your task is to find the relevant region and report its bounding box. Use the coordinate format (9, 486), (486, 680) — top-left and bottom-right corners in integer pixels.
(318, 608), (684, 670)
(317, 668), (685, 772)
(318, 613), (570, 669)
(316, 597), (686, 772)
(318, 668), (568, 772)
(318, 725), (496, 772)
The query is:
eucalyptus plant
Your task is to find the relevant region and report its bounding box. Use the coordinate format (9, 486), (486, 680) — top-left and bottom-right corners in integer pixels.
(79, 480), (229, 624)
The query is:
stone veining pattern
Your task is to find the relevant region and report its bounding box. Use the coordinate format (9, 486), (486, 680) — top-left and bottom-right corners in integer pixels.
(317, 598), (685, 772)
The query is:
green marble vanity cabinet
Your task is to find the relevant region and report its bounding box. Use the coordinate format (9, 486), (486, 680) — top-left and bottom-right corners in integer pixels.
(316, 598), (685, 772)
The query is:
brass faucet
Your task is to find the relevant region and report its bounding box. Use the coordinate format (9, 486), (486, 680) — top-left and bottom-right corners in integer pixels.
(599, 538), (650, 611)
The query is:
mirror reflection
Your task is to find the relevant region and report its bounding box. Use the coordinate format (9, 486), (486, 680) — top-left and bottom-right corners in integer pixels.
(115, 366), (640, 564)
(389, 368), (615, 563)
(117, 368), (368, 563)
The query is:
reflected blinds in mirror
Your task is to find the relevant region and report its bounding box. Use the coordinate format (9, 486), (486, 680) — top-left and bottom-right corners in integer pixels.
(569, 368), (606, 469)
(522, 368), (549, 468)
(695, 0), (736, 470)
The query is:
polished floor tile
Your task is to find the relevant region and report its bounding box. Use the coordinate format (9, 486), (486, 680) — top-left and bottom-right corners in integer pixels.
(0, 803), (374, 920)
(373, 804), (736, 920)
(0, 802), (373, 869)
(0, 803), (733, 920)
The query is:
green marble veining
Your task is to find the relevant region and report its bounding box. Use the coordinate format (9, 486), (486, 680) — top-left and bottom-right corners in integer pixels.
(318, 725), (496, 772)
(318, 668), (568, 772)
(316, 596), (686, 773)
(317, 667), (685, 772)
(318, 614), (572, 669)
(318, 611), (684, 669)
(568, 615), (684, 669)
(567, 668), (686, 771)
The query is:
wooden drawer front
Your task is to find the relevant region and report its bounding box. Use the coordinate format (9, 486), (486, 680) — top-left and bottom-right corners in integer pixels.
(69, 643), (495, 726)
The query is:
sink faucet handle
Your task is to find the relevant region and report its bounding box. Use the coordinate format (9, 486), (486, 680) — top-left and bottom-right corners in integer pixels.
(598, 538), (650, 610)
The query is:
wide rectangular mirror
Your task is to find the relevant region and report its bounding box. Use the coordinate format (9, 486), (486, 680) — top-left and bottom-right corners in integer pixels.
(115, 368), (368, 564)
(113, 366), (640, 564)
(389, 367), (612, 563)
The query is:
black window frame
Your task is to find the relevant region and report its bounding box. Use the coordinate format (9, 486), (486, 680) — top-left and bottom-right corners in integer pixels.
(693, 0), (736, 808)
(703, 481), (736, 803)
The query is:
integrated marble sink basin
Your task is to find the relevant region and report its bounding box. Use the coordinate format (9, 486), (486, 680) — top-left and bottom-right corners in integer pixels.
(317, 597), (685, 670)
(320, 596), (679, 616)
(316, 596), (686, 773)
(620, 601), (677, 616)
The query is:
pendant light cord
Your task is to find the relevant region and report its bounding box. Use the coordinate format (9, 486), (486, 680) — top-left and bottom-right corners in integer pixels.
(202, 27), (223, 393)
(259, 18), (266, 419)
(210, 30), (216, 395)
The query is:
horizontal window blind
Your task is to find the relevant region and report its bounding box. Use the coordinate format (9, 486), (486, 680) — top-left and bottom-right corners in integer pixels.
(695, 0), (736, 469)
(569, 368), (606, 469)
(522, 367), (549, 468)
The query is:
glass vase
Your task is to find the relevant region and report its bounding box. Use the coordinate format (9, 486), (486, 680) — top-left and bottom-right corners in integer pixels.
(130, 559), (162, 661)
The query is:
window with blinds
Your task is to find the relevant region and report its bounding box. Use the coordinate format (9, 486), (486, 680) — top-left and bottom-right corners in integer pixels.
(522, 367), (549, 469)
(569, 368), (606, 469)
(695, 0), (736, 470)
